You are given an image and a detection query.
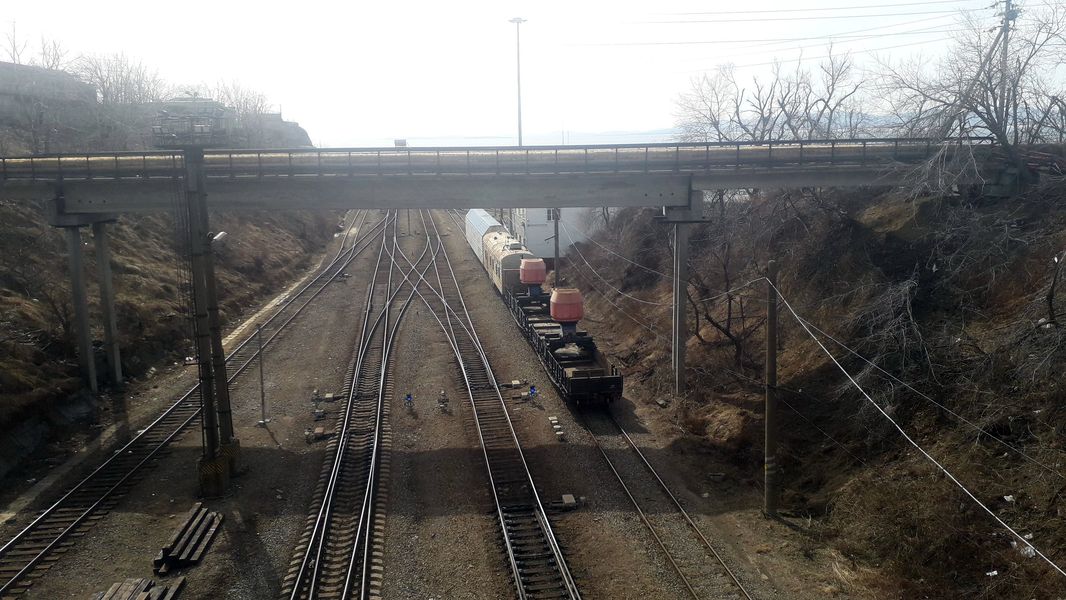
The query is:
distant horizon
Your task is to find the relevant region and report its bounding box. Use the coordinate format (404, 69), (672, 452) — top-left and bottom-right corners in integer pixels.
(326, 127), (680, 148)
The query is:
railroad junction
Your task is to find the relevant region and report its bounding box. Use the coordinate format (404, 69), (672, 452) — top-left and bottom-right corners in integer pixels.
(0, 140), (1028, 599)
(0, 206), (817, 599)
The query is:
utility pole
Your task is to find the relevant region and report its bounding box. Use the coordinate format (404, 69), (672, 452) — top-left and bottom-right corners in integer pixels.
(553, 208), (561, 286)
(1001, 0), (1013, 131)
(510, 17), (527, 146)
(256, 325), (270, 427)
(671, 220), (689, 395)
(184, 148), (228, 496)
(764, 260), (780, 516)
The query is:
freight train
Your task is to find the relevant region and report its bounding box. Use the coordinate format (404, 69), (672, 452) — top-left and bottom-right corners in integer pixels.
(464, 209), (622, 406)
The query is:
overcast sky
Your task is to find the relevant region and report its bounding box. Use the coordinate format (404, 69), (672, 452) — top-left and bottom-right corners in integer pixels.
(4, 0), (1005, 146)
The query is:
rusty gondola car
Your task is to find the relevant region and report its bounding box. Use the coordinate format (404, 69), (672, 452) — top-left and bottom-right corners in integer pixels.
(464, 209), (622, 406)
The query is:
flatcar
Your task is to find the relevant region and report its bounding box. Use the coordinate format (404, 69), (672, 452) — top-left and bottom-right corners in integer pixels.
(464, 209), (622, 406)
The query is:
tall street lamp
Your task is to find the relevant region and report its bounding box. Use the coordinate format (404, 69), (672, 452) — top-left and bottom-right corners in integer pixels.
(509, 17), (526, 146)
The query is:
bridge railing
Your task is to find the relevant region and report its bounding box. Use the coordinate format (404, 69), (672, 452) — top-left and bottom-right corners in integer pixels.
(0, 137), (997, 182)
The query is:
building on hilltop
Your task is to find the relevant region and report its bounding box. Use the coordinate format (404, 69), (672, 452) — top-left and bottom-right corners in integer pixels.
(0, 61), (98, 154)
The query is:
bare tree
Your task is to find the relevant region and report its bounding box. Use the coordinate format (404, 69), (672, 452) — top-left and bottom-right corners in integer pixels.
(5, 22), (27, 65)
(878, 5), (1066, 164)
(74, 53), (168, 104)
(676, 47), (868, 143)
(211, 80), (269, 118)
(36, 38), (67, 70)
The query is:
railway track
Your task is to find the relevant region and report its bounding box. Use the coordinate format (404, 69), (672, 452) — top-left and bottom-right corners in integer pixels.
(0, 209), (386, 599)
(389, 210), (579, 600)
(582, 410), (756, 600)
(282, 212), (437, 600)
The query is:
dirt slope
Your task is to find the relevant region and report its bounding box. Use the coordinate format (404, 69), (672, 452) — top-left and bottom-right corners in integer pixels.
(564, 185), (1066, 598)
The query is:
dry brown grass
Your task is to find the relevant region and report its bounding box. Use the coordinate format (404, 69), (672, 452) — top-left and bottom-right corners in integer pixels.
(568, 186), (1066, 596)
(0, 199), (337, 428)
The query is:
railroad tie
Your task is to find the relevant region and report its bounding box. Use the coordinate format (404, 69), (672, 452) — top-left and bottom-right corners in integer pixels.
(152, 503), (223, 575)
(90, 576), (184, 600)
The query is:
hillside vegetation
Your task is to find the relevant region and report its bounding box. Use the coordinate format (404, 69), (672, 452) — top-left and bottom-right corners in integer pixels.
(0, 199), (336, 428)
(567, 183), (1066, 597)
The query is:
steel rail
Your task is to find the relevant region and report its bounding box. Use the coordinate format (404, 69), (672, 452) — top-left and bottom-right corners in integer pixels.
(348, 215), (444, 598)
(583, 411), (700, 599)
(287, 213), (441, 600)
(402, 215), (528, 599)
(581, 410), (755, 600)
(610, 414), (753, 599)
(393, 210), (580, 599)
(297, 219), (393, 600)
(0, 209), (384, 596)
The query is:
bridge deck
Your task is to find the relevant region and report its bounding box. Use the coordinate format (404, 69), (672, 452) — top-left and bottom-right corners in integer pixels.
(2, 139), (997, 212)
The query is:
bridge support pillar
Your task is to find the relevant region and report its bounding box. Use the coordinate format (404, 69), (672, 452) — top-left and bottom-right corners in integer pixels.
(92, 221), (122, 387)
(64, 225), (97, 394)
(659, 185), (707, 397)
(671, 221), (689, 396)
(182, 147), (238, 492)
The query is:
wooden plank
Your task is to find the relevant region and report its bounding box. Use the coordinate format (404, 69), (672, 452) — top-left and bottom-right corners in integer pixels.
(176, 510), (215, 565)
(158, 576), (186, 600)
(106, 578), (137, 600)
(186, 514), (223, 564)
(98, 582), (122, 600)
(170, 507), (209, 564)
(163, 503), (202, 555)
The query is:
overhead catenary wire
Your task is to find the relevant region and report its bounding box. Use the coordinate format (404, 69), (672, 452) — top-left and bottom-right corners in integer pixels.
(561, 221), (672, 306)
(645, 8), (981, 24)
(564, 255), (667, 341)
(658, 0), (986, 15)
(588, 26), (965, 46)
(559, 221), (765, 304)
(560, 220), (669, 278)
(795, 315), (1066, 480)
(681, 36), (957, 73)
(771, 281), (1066, 578)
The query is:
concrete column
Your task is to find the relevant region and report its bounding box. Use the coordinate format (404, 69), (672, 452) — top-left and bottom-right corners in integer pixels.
(764, 260), (780, 515)
(671, 220), (689, 396)
(65, 226), (97, 393)
(186, 146), (236, 492)
(204, 235), (239, 470)
(184, 147), (229, 496)
(92, 221), (122, 387)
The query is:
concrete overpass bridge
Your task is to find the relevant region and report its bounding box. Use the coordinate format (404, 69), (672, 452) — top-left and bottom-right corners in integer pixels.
(2, 137), (999, 213)
(2, 137), (1004, 394)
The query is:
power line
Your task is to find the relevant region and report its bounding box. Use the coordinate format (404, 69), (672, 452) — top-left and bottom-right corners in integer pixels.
(561, 222), (672, 306)
(668, 13), (997, 72)
(796, 315), (1066, 480)
(560, 220), (669, 277)
(774, 282), (1066, 578)
(658, 0), (985, 15)
(679, 36), (956, 73)
(644, 9), (977, 24)
(563, 255), (666, 340)
(588, 27), (963, 47)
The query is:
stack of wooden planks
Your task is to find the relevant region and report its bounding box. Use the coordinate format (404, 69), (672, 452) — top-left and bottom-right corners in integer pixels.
(153, 503), (223, 575)
(90, 576), (184, 600)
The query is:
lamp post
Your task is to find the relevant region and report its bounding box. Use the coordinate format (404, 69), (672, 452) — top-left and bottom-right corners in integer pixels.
(510, 17), (526, 147)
